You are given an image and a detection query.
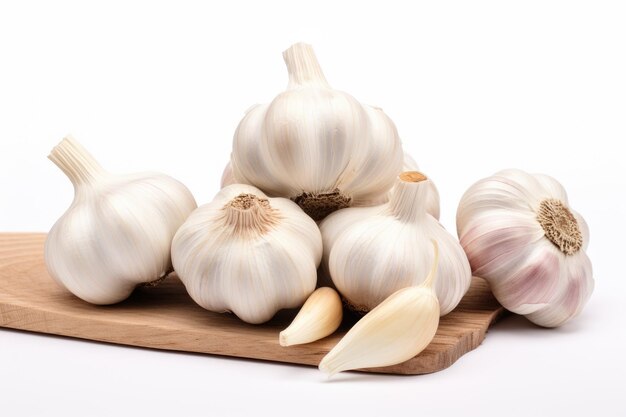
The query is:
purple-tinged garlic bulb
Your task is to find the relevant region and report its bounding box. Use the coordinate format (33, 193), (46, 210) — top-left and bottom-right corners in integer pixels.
(456, 169), (594, 327)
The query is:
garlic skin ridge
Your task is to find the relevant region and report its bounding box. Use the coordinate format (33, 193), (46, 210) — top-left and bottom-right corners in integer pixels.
(45, 136), (197, 305)
(319, 171), (471, 316)
(228, 43), (404, 221)
(319, 240), (441, 376)
(456, 169), (594, 327)
(171, 184), (322, 324)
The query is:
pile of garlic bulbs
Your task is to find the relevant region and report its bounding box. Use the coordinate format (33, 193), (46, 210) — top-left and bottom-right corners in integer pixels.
(45, 43), (594, 377)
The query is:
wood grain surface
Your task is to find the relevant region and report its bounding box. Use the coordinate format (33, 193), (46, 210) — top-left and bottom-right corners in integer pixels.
(0, 233), (506, 375)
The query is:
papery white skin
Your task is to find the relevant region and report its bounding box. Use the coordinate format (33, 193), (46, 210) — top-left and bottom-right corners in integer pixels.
(456, 169), (594, 327)
(228, 43), (403, 218)
(320, 172), (471, 315)
(171, 184), (322, 324)
(45, 136), (197, 305)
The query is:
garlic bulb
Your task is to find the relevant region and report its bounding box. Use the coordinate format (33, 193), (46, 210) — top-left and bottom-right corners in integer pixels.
(457, 169), (594, 327)
(171, 184), (322, 324)
(228, 43), (404, 220)
(320, 171), (471, 315)
(319, 241), (440, 376)
(45, 136), (197, 304)
(279, 287), (343, 347)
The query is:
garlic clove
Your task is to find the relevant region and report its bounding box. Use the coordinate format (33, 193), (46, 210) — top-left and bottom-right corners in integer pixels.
(319, 241), (440, 376)
(490, 244), (562, 315)
(279, 287), (343, 347)
(459, 211), (545, 278)
(338, 105), (404, 204)
(526, 252), (594, 327)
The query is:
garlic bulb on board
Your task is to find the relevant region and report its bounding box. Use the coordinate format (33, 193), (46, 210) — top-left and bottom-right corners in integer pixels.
(279, 287), (343, 347)
(456, 169), (594, 327)
(320, 171), (471, 315)
(171, 184), (322, 324)
(228, 42), (404, 220)
(319, 241), (440, 376)
(45, 136), (197, 304)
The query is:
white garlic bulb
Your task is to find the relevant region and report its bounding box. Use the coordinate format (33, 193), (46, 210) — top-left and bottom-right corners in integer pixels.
(320, 171), (472, 315)
(45, 136), (197, 304)
(456, 169), (594, 327)
(228, 43), (404, 220)
(171, 184), (322, 324)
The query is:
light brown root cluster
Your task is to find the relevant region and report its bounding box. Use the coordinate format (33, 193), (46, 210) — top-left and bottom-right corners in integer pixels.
(537, 199), (583, 255)
(293, 189), (351, 221)
(223, 193), (279, 235)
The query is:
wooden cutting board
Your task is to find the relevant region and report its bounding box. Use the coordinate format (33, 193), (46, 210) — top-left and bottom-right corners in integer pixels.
(0, 233), (506, 375)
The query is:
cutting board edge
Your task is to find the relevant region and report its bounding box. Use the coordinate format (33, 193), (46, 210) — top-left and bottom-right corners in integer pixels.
(0, 232), (506, 375)
(0, 296), (508, 375)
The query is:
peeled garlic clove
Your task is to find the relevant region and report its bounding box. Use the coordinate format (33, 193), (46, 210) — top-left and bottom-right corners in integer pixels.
(228, 43), (404, 220)
(320, 171), (471, 315)
(319, 241), (440, 376)
(279, 287), (343, 347)
(45, 136), (197, 304)
(457, 169), (594, 327)
(172, 184), (322, 324)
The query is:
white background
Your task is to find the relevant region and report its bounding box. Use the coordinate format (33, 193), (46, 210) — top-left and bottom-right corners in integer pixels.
(1, 1), (625, 416)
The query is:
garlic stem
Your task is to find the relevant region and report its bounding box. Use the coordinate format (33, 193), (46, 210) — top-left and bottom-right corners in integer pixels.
(221, 194), (280, 236)
(48, 135), (105, 186)
(283, 42), (330, 88)
(387, 171), (430, 223)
